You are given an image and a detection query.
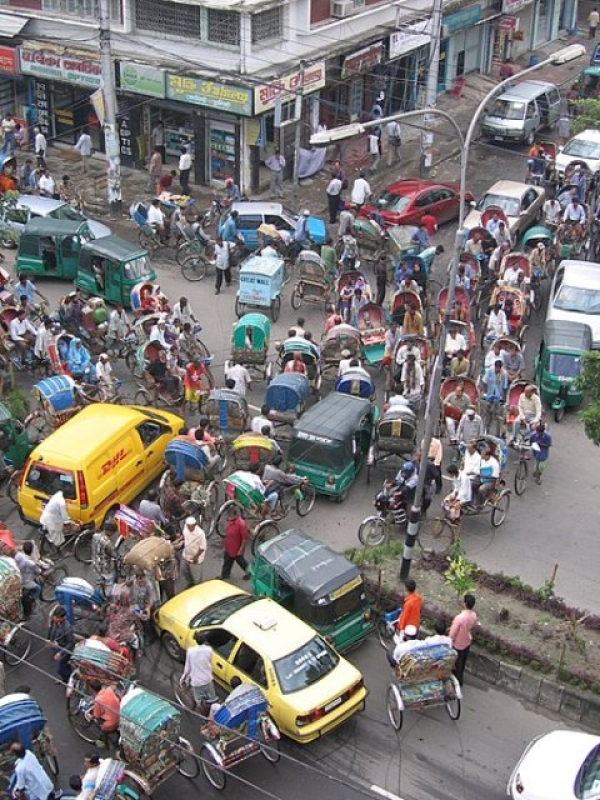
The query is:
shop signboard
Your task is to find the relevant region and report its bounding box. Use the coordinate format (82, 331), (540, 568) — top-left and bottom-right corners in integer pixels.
(502, 0), (532, 12)
(443, 4), (481, 33)
(389, 19), (432, 60)
(118, 114), (133, 167)
(166, 74), (253, 116)
(20, 44), (102, 88)
(118, 62), (165, 99)
(254, 61), (326, 115)
(498, 14), (518, 30)
(33, 81), (50, 137)
(0, 46), (17, 76)
(341, 42), (384, 79)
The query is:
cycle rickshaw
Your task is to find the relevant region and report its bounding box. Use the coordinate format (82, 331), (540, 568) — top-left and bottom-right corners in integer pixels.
(356, 302), (387, 366)
(200, 685), (281, 790)
(204, 388), (249, 441)
(440, 376), (480, 436)
(390, 287), (423, 327)
(231, 432), (280, 470)
(352, 216), (386, 266)
(321, 323), (363, 380)
(26, 375), (82, 440)
(366, 399), (417, 483)
(265, 373), (310, 427)
(0, 556), (31, 666)
(291, 250), (333, 313)
(336, 269), (372, 323)
(0, 694), (58, 789)
(160, 437), (221, 526)
(555, 214), (590, 261)
(278, 338), (321, 394)
(235, 255), (285, 322)
(227, 313), (272, 382)
(335, 369), (375, 400)
(386, 642), (462, 731)
(130, 282), (170, 317)
(488, 284), (528, 343)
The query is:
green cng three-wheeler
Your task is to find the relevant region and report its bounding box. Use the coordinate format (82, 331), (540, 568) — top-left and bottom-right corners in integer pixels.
(251, 528), (374, 653)
(76, 236), (155, 307)
(16, 218), (92, 279)
(287, 393), (373, 501)
(535, 320), (592, 422)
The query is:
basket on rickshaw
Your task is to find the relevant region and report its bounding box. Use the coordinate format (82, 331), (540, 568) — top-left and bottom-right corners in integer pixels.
(232, 433), (280, 470)
(386, 642), (461, 731)
(390, 288), (423, 326)
(291, 251), (333, 312)
(124, 537), (176, 596)
(489, 285), (528, 342)
(119, 687), (198, 790)
(335, 368), (375, 400)
(228, 313), (271, 381)
(0, 694), (58, 785)
(356, 302), (387, 366)
(279, 338), (321, 393)
(321, 323), (363, 378)
(367, 400), (417, 482)
(205, 388), (249, 441)
(265, 373), (310, 426)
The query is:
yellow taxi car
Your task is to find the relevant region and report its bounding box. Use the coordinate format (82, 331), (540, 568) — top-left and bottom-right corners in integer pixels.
(155, 580), (367, 743)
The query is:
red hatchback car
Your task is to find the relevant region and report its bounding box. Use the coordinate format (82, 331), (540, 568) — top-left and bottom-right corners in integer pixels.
(361, 179), (474, 228)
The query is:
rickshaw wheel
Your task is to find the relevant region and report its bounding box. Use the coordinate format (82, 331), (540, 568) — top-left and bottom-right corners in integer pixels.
(125, 351), (137, 374)
(170, 669), (196, 710)
(176, 737), (200, 778)
(117, 772), (151, 800)
(445, 684), (461, 721)
(554, 405), (565, 423)
(139, 229), (157, 253)
(40, 565), (68, 602)
(181, 255), (208, 282)
(258, 717), (281, 763)
(162, 631), (185, 662)
(134, 389), (150, 406)
(215, 500), (243, 539)
(386, 684), (404, 731)
(67, 693), (98, 743)
(252, 521), (280, 556)
(6, 470), (21, 504)
(271, 296), (281, 322)
(491, 489), (511, 528)
(358, 517), (385, 547)
(2, 626), (31, 666)
(200, 745), (226, 790)
(74, 527), (94, 565)
(417, 518), (455, 554)
(514, 460), (528, 496)
(291, 286), (303, 310)
(295, 484), (316, 517)
(234, 298), (243, 318)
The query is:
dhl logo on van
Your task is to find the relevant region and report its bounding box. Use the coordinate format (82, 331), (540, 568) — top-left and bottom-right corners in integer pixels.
(99, 447), (128, 478)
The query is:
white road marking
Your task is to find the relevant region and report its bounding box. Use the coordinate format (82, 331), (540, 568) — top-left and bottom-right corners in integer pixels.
(370, 785), (406, 800)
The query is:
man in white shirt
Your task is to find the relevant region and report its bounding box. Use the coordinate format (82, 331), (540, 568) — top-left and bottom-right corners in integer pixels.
(501, 263), (523, 287)
(563, 197), (586, 225)
(178, 146), (192, 195)
(95, 353), (117, 400)
(485, 303), (508, 340)
(350, 170), (371, 208)
(38, 168), (56, 198)
(444, 327), (467, 358)
(180, 516), (206, 587)
(149, 317), (169, 348)
(368, 131), (380, 172)
(251, 405), (274, 436)
(34, 316), (55, 362)
(386, 120), (401, 166)
(463, 440), (482, 481)
(10, 743), (54, 800)
(225, 361), (251, 396)
(34, 126), (47, 168)
(74, 127), (92, 174)
(9, 310), (37, 362)
(172, 297), (196, 326)
(181, 631), (215, 710)
(40, 488), (72, 546)
(106, 304), (130, 351)
(326, 173), (343, 224)
(214, 236), (232, 295)
(445, 463), (472, 506)
(543, 197), (561, 227)
(147, 198), (166, 237)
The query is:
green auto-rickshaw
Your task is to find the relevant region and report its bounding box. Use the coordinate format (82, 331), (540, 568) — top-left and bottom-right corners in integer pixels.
(16, 218), (93, 280)
(535, 320), (592, 422)
(0, 401), (35, 469)
(252, 528), (374, 653)
(76, 236), (155, 307)
(288, 393), (373, 500)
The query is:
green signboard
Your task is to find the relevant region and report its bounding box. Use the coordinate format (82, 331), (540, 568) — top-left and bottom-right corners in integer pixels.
(119, 62), (165, 99)
(166, 73), (253, 116)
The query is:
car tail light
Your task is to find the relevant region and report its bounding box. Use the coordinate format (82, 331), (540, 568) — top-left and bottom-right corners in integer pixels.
(349, 678), (364, 695)
(296, 708), (324, 727)
(77, 471), (88, 508)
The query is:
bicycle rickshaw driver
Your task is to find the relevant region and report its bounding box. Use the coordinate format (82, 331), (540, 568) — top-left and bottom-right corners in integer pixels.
(84, 677), (121, 746)
(144, 349), (181, 397)
(262, 455), (307, 510)
(235, 465), (278, 512)
(442, 463), (472, 520)
(473, 446), (500, 508)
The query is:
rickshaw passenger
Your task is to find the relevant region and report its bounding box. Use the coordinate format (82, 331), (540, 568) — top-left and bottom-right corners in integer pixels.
(284, 352), (307, 374)
(383, 321), (401, 368)
(145, 350), (180, 396)
(236, 466), (277, 511)
(444, 463), (472, 511)
(503, 342), (524, 381)
(444, 382), (470, 443)
(482, 359), (509, 404)
(444, 327), (467, 362)
(394, 337), (420, 373)
(449, 349), (470, 378)
(512, 384), (542, 439)
(147, 198), (167, 240)
(66, 337), (92, 379)
(251, 405), (274, 436)
(456, 408), (484, 446)
(394, 260), (413, 287)
(8, 310), (37, 362)
(502, 262), (523, 287)
(455, 264), (471, 293)
(402, 304), (423, 336)
(401, 353), (424, 406)
(474, 447), (500, 506)
(350, 288), (368, 326)
(486, 303), (508, 340)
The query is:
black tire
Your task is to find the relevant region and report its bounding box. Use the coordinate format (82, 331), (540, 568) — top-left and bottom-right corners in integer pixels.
(176, 242), (191, 266)
(295, 484), (316, 516)
(358, 517), (385, 547)
(200, 482), (220, 534)
(514, 459), (528, 497)
(554, 405), (565, 423)
(491, 489), (511, 527)
(2, 626), (31, 666)
(40, 566), (68, 603)
(215, 500), (242, 539)
(252, 521), (280, 556)
(139, 229), (157, 252)
(39, 536), (59, 562)
(418, 518), (455, 553)
(291, 286), (302, 310)
(176, 738), (199, 778)
(119, 772), (151, 800)
(181, 255), (208, 282)
(271, 295), (281, 322)
(162, 631), (185, 662)
(73, 529), (93, 565)
(386, 684), (403, 730)
(234, 297), (243, 318)
(258, 717), (281, 763)
(125, 351), (137, 375)
(200, 745), (226, 790)
(170, 669), (196, 710)
(67, 697), (98, 743)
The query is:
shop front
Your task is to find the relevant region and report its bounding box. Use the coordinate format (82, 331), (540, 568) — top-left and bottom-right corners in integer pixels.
(440, 4), (484, 91)
(387, 19), (432, 112)
(0, 46), (28, 130)
(499, 0), (536, 58)
(320, 41), (385, 125)
(19, 42), (104, 150)
(116, 62), (166, 169)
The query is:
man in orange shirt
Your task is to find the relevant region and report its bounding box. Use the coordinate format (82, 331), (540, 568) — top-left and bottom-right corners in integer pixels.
(396, 579), (422, 639)
(87, 678), (121, 741)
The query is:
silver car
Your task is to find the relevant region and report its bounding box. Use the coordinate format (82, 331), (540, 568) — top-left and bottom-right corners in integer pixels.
(464, 180), (545, 237)
(2, 195), (111, 241)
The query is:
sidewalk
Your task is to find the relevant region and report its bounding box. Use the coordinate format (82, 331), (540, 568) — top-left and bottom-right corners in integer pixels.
(40, 29), (590, 234)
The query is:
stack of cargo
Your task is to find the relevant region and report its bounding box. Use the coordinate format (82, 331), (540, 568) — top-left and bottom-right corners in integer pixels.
(0, 557), (23, 634)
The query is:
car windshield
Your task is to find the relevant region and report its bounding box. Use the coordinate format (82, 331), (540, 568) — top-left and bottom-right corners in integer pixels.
(378, 191), (412, 214)
(554, 285), (600, 314)
(489, 99), (525, 120)
(547, 352), (582, 378)
(124, 256), (151, 280)
(273, 635), (339, 693)
(576, 743), (600, 799)
(476, 193), (521, 217)
(288, 437), (345, 470)
(190, 594), (257, 628)
(563, 139), (600, 159)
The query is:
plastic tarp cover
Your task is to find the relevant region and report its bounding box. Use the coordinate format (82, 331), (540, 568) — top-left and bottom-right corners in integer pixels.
(298, 147), (327, 179)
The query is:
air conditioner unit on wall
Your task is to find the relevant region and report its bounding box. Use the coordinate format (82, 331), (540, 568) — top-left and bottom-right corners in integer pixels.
(331, 0), (355, 18)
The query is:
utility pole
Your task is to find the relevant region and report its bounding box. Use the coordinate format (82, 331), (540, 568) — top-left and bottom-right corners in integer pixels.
(99, 0), (121, 218)
(420, 0), (443, 178)
(292, 60), (306, 208)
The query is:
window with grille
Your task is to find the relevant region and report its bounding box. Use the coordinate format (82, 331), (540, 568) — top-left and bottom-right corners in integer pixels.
(135, 0), (200, 37)
(251, 7), (283, 44)
(207, 8), (240, 45)
(42, 0), (121, 23)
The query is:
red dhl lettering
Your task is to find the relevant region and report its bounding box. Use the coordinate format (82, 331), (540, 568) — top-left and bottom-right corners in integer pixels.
(99, 447), (127, 478)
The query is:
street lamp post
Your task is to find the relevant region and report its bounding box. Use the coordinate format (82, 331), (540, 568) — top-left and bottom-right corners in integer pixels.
(309, 43), (585, 580)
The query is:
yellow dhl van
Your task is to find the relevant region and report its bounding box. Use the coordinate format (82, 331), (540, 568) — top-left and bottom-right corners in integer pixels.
(18, 404), (184, 529)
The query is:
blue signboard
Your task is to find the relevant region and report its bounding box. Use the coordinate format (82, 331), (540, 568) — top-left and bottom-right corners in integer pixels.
(443, 4), (481, 32)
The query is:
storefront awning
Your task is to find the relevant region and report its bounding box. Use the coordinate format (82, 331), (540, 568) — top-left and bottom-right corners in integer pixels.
(0, 13), (28, 38)
(475, 11), (503, 25)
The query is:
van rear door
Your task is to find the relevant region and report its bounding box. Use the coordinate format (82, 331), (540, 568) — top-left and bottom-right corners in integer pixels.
(21, 462), (76, 522)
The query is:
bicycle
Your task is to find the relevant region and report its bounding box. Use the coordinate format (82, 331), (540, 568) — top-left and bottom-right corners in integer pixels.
(134, 378), (184, 409)
(38, 521), (94, 564)
(170, 668), (218, 714)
